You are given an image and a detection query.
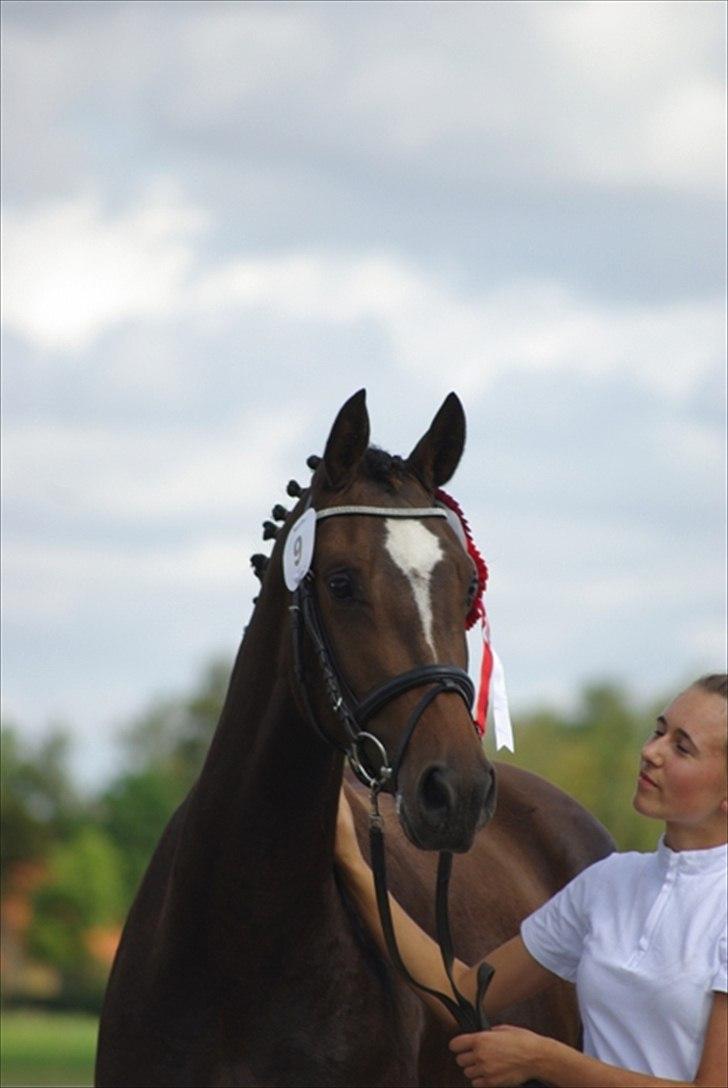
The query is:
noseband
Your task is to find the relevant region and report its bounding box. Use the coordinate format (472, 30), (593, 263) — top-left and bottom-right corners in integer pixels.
(290, 504), (477, 791)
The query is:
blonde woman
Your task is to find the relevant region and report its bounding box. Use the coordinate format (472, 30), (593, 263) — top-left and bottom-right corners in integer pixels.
(335, 675), (727, 1088)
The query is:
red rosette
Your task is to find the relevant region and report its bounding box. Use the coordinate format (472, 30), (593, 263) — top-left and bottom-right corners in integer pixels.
(436, 489), (491, 736)
(435, 489), (488, 630)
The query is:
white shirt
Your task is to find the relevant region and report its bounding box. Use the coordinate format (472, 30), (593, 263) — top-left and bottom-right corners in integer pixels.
(521, 837), (727, 1081)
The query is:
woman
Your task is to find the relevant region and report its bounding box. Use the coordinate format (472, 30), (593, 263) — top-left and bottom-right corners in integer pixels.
(335, 675), (727, 1088)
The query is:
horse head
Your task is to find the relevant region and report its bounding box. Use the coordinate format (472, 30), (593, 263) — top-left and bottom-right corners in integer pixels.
(269, 389), (496, 854)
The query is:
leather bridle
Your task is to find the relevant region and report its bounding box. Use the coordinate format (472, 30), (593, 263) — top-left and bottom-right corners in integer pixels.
(288, 502), (495, 1033)
(290, 504), (476, 790)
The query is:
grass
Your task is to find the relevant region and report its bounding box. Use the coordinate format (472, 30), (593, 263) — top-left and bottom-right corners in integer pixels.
(0, 1011), (98, 1088)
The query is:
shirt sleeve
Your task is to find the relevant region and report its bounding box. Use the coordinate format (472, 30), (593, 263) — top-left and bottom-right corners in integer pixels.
(520, 861), (600, 983)
(712, 933), (727, 993)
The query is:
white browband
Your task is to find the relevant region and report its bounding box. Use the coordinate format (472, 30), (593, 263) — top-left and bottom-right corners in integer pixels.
(315, 506), (448, 521)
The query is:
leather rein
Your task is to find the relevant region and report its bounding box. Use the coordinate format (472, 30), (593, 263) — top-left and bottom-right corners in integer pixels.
(289, 503), (494, 1032)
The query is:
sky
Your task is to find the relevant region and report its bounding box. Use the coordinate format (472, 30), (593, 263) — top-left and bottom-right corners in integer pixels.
(1, 0), (726, 788)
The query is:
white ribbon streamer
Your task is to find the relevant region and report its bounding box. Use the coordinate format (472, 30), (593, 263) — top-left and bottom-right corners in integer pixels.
(490, 648), (514, 752)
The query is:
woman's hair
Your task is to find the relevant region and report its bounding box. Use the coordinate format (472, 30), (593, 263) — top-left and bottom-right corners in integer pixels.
(694, 673), (728, 700)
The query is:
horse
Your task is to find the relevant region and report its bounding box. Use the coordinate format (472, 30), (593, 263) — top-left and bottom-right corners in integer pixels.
(95, 391), (614, 1088)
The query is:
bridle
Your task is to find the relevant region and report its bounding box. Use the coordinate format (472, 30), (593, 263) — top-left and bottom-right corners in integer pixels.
(290, 505), (476, 792)
(288, 502), (495, 1033)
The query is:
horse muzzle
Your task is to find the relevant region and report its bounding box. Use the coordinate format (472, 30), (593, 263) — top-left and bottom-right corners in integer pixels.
(399, 760), (497, 853)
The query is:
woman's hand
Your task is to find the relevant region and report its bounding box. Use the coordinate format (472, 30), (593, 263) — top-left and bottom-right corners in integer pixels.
(335, 787), (364, 868)
(449, 1024), (548, 1087)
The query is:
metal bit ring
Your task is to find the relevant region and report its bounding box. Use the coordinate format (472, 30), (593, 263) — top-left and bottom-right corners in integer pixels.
(348, 731), (393, 790)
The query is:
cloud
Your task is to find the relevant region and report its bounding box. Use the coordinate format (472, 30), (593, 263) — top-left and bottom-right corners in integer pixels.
(163, 3), (333, 124)
(193, 251), (724, 400)
(1, 535), (251, 626)
(1, 406), (309, 525)
(543, 1), (726, 193)
(0, 182), (207, 350)
(2, 1), (725, 200)
(3, 188), (723, 404)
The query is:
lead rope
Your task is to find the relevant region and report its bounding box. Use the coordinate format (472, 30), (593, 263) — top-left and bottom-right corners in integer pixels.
(369, 796), (544, 1083)
(368, 788), (494, 1033)
(434, 850), (494, 1031)
(368, 803), (546, 1088)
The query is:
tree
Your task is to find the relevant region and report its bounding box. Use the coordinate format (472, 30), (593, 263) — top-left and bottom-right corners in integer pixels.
(119, 657), (229, 787)
(27, 825), (126, 1006)
(97, 656), (231, 905)
(0, 727), (79, 889)
(98, 767), (185, 907)
(495, 681), (670, 852)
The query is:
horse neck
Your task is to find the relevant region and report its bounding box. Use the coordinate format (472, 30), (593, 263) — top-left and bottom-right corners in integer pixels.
(188, 577), (343, 907)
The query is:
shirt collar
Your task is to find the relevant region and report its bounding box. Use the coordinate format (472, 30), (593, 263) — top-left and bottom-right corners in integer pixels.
(656, 833), (728, 875)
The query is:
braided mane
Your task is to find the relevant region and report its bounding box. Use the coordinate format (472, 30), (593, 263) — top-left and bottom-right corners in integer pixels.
(361, 447), (410, 492)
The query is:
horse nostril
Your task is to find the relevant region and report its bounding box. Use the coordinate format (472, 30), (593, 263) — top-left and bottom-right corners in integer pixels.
(419, 765), (456, 821)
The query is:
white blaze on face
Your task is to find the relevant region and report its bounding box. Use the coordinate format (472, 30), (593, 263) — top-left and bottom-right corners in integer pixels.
(384, 519), (444, 657)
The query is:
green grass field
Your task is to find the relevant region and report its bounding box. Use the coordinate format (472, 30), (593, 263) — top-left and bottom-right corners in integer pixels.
(0, 1011), (98, 1088)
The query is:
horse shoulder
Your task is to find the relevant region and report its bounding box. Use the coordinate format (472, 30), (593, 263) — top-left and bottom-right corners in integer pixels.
(492, 761), (616, 884)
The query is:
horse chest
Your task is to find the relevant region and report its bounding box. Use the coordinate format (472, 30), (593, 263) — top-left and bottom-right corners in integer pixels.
(219, 927), (425, 1087)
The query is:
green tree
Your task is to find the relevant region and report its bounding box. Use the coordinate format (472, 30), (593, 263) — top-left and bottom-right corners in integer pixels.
(495, 682), (669, 852)
(97, 657), (230, 906)
(98, 767), (184, 907)
(1, 727), (80, 889)
(120, 657), (229, 787)
(27, 825), (125, 1004)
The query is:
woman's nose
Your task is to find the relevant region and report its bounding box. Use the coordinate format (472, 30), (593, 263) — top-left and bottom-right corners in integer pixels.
(642, 736), (662, 764)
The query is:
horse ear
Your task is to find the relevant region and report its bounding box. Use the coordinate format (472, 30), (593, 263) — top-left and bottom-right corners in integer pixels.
(322, 389), (370, 489)
(406, 393), (466, 490)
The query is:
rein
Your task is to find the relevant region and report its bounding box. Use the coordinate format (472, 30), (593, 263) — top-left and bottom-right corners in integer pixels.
(289, 502), (494, 1032)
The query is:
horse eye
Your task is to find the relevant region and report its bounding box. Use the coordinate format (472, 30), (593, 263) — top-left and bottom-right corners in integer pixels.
(467, 572), (479, 606)
(327, 573), (354, 600)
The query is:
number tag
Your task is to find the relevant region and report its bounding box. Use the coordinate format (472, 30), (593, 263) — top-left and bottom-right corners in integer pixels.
(283, 508), (317, 591)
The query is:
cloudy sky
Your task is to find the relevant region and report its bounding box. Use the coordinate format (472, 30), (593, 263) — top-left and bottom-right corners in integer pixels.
(2, 0), (726, 786)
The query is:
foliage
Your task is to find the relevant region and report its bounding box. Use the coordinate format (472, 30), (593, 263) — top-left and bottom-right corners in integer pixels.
(119, 658), (230, 787)
(97, 767), (186, 906)
(3, 659), (230, 1010)
(1, 727), (80, 890)
(26, 826), (126, 1004)
(96, 656), (230, 904)
(495, 681), (669, 852)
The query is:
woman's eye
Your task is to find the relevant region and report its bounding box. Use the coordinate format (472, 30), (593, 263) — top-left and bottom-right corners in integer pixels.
(327, 573), (354, 600)
(650, 728), (689, 755)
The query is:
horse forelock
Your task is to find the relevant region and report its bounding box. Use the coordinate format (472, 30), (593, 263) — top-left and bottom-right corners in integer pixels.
(359, 447), (412, 493)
